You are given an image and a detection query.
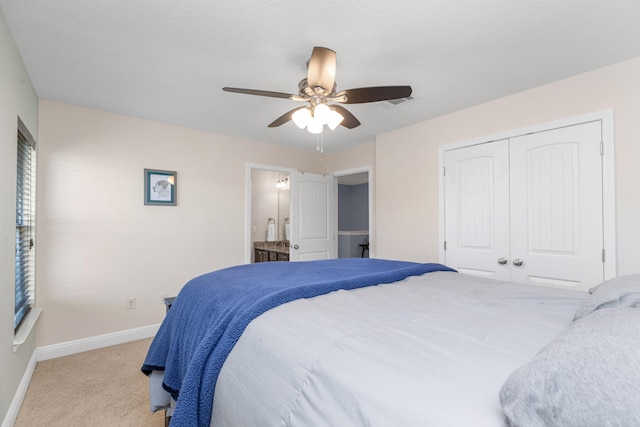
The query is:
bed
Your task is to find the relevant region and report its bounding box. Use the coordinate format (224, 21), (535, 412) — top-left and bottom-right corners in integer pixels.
(142, 258), (640, 427)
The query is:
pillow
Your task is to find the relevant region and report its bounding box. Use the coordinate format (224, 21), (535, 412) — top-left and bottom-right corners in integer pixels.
(500, 307), (640, 427)
(573, 274), (640, 321)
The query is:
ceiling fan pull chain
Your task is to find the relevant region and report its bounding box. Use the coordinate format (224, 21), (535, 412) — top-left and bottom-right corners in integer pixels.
(316, 132), (324, 154)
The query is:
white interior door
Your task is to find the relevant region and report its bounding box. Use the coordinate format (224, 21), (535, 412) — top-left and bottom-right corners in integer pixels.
(444, 139), (511, 280)
(509, 122), (604, 289)
(289, 171), (337, 261)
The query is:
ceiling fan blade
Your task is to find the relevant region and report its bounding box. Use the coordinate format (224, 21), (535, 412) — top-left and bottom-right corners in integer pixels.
(331, 105), (361, 129)
(307, 47), (336, 94)
(223, 87), (295, 99)
(268, 107), (306, 128)
(336, 86), (412, 104)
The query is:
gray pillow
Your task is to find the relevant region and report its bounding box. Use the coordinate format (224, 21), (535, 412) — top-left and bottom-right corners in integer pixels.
(500, 307), (640, 427)
(574, 274), (640, 321)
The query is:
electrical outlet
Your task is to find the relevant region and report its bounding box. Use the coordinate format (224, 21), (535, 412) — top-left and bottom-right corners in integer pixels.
(160, 293), (168, 304)
(127, 298), (136, 310)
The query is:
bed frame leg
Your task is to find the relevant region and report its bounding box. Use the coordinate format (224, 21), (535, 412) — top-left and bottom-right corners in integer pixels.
(164, 409), (171, 427)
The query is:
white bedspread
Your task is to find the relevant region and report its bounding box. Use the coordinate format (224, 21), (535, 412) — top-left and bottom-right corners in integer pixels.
(211, 271), (588, 427)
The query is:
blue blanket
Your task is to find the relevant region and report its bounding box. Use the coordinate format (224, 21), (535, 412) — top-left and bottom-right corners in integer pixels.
(142, 258), (454, 426)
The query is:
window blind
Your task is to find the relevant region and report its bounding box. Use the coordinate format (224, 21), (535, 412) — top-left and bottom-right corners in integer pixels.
(15, 120), (36, 331)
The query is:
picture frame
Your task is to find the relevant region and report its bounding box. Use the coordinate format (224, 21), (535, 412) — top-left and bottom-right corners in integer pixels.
(144, 169), (177, 206)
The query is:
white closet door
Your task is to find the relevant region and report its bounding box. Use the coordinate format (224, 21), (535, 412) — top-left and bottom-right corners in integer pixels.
(509, 122), (603, 289)
(444, 139), (511, 280)
(289, 171), (337, 261)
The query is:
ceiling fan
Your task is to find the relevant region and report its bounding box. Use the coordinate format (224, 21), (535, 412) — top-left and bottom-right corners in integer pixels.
(222, 47), (412, 134)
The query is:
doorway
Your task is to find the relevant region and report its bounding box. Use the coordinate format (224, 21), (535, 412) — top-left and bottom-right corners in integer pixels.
(333, 167), (373, 258)
(246, 164), (339, 263)
(247, 165), (292, 264)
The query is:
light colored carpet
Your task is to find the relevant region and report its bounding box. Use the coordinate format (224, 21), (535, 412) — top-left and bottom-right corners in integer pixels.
(14, 338), (164, 427)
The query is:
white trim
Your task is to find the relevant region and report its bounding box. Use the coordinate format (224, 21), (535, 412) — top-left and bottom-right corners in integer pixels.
(338, 230), (369, 236)
(36, 323), (160, 362)
(331, 165), (374, 257)
(438, 109), (616, 280)
(332, 166), (372, 180)
(1, 349), (37, 427)
(600, 110), (617, 279)
(438, 110), (614, 152)
(13, 308), (42, 352)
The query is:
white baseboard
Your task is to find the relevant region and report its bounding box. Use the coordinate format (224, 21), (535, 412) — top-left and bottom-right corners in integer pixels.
(2, 350), (37, 427)
(1, 324), (161, 427)
(36, 323), (161, 362)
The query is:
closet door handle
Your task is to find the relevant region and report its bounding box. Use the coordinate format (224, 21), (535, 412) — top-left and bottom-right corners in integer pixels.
(512, 258), (524, 267)
(497, 257), (508, 265)
(292, 244), (299, 250)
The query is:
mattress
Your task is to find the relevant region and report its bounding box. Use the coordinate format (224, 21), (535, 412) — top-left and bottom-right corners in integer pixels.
(143, 259), (452, 425)
(210, 271), (588, 426)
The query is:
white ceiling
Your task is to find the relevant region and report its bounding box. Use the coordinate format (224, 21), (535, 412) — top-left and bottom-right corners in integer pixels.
(2, 1), (640, 153)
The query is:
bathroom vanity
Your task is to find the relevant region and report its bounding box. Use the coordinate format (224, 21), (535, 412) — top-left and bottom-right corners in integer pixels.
(254, 241), (290, 263)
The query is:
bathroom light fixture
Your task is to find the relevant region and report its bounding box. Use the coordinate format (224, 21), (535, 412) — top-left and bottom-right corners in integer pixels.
(276, 176), (289, 189)
(291, 103), (344, 134)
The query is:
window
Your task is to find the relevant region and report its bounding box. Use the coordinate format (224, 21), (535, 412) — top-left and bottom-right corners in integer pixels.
(15, 117), (36, 332)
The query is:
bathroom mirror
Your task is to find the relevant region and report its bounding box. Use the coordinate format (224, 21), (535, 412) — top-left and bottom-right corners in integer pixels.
(250, 169), (290, 243)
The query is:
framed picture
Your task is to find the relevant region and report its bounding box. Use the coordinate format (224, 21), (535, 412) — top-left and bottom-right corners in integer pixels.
(144, 169), (177, 206)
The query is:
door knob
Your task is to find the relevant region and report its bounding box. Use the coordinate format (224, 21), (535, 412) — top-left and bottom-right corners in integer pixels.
(293, 244), (299, 250)
(512, 258), (524, 267)
(497, 257), (508, 265)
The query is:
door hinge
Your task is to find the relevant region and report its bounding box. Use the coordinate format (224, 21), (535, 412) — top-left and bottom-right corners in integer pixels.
(600, 141), (604, 156)
(444, 241), (447, 251)
(443, 166), (446, 176)
(602, 248), (605, 263)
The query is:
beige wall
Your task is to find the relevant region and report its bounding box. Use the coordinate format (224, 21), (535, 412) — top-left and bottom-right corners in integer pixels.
(326, 141), (376, 252)
(326, 141), (375, 174)
(0, 8), (39, 424)
(35, 101), (324, 347)
(376, 56), (640, 275)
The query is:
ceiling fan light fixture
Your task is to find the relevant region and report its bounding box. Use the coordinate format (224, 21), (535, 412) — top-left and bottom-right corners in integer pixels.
(292, 107), (312, 129)
(326, 109), (344, 130)
(307, 117), (323, 134)
(223, 47), (411, 137)
(313, 103), (331, 123)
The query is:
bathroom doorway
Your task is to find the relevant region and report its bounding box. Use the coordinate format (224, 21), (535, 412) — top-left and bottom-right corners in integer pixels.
(248, 167), (291, 263)
(245, 164), (364, 263)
